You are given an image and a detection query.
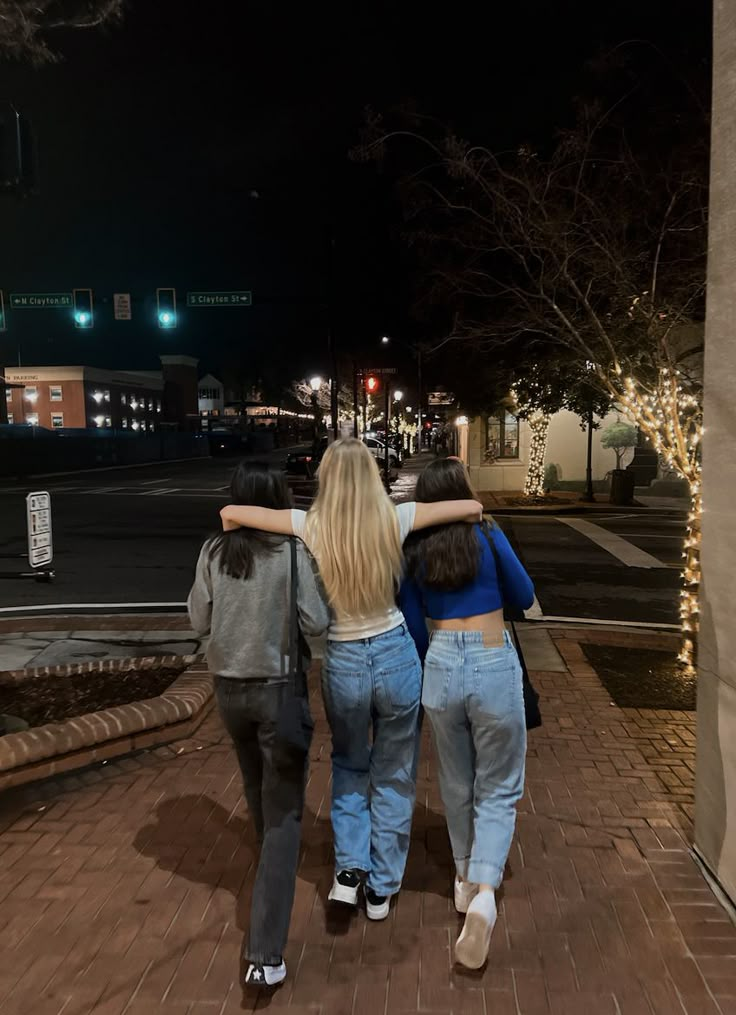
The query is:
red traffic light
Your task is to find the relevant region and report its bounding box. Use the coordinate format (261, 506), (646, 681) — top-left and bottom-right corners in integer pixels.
(365, 375), (380, 394)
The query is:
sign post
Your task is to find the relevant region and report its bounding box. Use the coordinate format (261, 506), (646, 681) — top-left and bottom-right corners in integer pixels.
(26, 491), (53, 569)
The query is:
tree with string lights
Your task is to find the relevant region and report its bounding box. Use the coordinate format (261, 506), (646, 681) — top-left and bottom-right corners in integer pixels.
(357, 58), (707, 670)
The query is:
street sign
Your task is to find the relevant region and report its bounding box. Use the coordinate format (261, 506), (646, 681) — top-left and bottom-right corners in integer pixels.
(186, 291), (252, 308)
(10, 292), (72, 309)
(365, 367), (398, 375)
(113, 293), (132, 320)
(26, 491), (53, 568)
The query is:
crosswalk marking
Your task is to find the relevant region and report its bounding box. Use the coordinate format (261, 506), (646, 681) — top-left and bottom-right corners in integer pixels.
(557, 517), (668, 569)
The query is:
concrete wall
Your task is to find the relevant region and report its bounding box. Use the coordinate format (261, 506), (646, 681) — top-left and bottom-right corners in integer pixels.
(465, 408), (624, 492)
(694, 0), (736, 908)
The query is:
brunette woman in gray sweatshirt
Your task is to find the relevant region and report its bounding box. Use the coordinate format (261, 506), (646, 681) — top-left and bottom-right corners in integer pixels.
(188, 461), (329, 989)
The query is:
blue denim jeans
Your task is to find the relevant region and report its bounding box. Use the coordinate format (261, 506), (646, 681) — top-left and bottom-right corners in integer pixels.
(422, 630), (526, 888)
(322, 624), (422, 896)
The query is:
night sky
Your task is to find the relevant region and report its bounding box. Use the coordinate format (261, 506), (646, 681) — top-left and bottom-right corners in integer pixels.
(0, 0), (711, 387)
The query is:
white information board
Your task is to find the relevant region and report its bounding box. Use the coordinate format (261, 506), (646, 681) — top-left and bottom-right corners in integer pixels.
(26, 491), (53, 568)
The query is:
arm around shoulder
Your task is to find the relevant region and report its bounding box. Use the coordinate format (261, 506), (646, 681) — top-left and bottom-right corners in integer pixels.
(413, 499), (483, 532)
(219, 505), (295, 534)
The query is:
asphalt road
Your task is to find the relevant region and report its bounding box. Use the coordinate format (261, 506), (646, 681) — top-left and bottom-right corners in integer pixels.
(0, 454), (687, 626)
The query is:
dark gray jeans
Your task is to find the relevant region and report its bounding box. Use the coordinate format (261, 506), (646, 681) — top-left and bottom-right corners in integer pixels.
(214, 675), (312, 965)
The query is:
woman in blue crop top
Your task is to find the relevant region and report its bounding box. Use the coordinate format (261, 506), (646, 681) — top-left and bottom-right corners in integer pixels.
(401, 458), (534, 971)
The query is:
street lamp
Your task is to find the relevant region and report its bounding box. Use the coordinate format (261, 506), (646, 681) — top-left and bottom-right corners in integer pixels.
(309, 376), (322, 392)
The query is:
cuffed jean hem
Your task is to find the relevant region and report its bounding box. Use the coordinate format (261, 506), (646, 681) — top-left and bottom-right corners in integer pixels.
(466, 860), (504, 888)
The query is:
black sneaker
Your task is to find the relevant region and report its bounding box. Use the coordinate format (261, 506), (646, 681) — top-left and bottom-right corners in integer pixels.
(244, 960), (286, 987)
(365, 886), (391, 921)
(328, 868), (363, 906)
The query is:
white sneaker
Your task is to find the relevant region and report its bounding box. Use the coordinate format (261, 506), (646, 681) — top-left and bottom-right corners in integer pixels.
(244, 961), (287, 987)
(328, 868), (362, 906)
(365, 886), (391, 921)
(455, 890), (497, 969)
(454, 877), (478, 914)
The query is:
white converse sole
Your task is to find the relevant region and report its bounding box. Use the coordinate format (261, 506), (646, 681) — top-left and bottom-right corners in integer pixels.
(245, 961), (286, 987)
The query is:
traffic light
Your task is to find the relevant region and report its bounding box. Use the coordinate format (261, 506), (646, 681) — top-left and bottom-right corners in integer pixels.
(73, 288), (94, 328)
(156, 287), (177, 328)
(365, 374), (380, 394)
(0, 290), (6, 332)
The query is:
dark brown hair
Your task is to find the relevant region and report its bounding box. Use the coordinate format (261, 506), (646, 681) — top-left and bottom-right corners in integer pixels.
(404, 458), (482, 590)
(209, 461), (291, 580)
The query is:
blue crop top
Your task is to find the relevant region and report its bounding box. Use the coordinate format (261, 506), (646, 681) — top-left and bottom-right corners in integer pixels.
(399, 523), (534, 661)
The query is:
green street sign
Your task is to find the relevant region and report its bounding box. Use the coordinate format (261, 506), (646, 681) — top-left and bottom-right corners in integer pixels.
(186, 291), (252, 308)
(10, 293), (72, 309)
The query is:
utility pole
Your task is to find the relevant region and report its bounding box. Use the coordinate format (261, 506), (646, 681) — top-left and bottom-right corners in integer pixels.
(352, 361), (359, 438)
(582, 404), (595, 502)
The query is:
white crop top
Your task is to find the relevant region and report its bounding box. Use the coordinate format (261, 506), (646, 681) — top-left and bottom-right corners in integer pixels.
(291, 501), (416, 641)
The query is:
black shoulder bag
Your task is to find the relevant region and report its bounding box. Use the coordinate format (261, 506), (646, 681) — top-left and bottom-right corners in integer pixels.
(275, 538), (315, 752)
(481, 522), (542, 731)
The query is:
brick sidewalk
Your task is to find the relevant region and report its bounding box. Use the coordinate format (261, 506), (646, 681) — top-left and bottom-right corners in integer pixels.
(0, 631), (734, 1015)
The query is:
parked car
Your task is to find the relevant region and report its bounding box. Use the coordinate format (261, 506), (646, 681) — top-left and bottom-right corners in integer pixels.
(207, 426), (249, 455)
(285, 437), (328, 476)
(363, 435), (402, 469)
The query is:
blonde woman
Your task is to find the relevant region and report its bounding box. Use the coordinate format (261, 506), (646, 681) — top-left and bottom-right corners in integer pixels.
(221, 438), (481, 921)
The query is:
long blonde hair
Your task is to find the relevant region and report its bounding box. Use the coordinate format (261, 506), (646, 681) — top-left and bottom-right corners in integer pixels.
(305, 438), (402, 618)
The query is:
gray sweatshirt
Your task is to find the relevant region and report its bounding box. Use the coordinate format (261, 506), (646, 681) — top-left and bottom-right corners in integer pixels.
(187, 537), (330, 680)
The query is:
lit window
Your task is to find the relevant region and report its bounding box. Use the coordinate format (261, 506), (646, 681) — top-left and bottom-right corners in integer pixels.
(104, 416), (111, 428)
(6, 388), (12, 402)
(26, 412), (39, 425)
(7, 413), (13, 423)
(24, 386), (38, 402)
(94, 415), (105, 427)
(121, 393), (127, 406)
(49, 385), (63, 402)
(156, 400), (161, 413)
(130, 398), (139, 411)
(93, 390), (104, 404)
(121, 418), (128, 429)
(104, 390), (111, 403)
(148, 398), (153, 412)
(485, 413), (520, 461)
(131, 420), (140, 431)
(51, 413), (64, 428)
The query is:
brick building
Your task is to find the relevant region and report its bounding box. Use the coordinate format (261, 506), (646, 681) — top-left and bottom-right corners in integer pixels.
(3, 355), (199, 431)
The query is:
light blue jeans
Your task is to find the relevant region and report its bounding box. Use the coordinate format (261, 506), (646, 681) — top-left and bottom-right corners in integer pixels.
(422, 630), (526, 888)
(322, 624), (422, 896)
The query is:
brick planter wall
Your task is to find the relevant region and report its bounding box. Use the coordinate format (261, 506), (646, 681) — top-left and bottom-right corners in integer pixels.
(0, 656), (213, 790)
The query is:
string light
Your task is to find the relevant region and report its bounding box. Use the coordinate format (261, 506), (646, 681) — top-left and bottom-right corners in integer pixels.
(619, 370), (703, 675)
(522, 409), (551, 497)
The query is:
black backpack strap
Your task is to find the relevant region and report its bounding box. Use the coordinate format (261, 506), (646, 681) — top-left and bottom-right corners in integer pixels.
(288, 537), (302, 678)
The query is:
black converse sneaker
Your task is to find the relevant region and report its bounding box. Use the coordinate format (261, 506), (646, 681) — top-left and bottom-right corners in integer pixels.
(328, 868), (363, 906)
(244, 960), (287, 988)
(365, 886), (391, 921)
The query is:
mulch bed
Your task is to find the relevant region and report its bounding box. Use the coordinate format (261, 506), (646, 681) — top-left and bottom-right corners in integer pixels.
(582, 643), (696, 711)
(0, 665), (187, 729)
